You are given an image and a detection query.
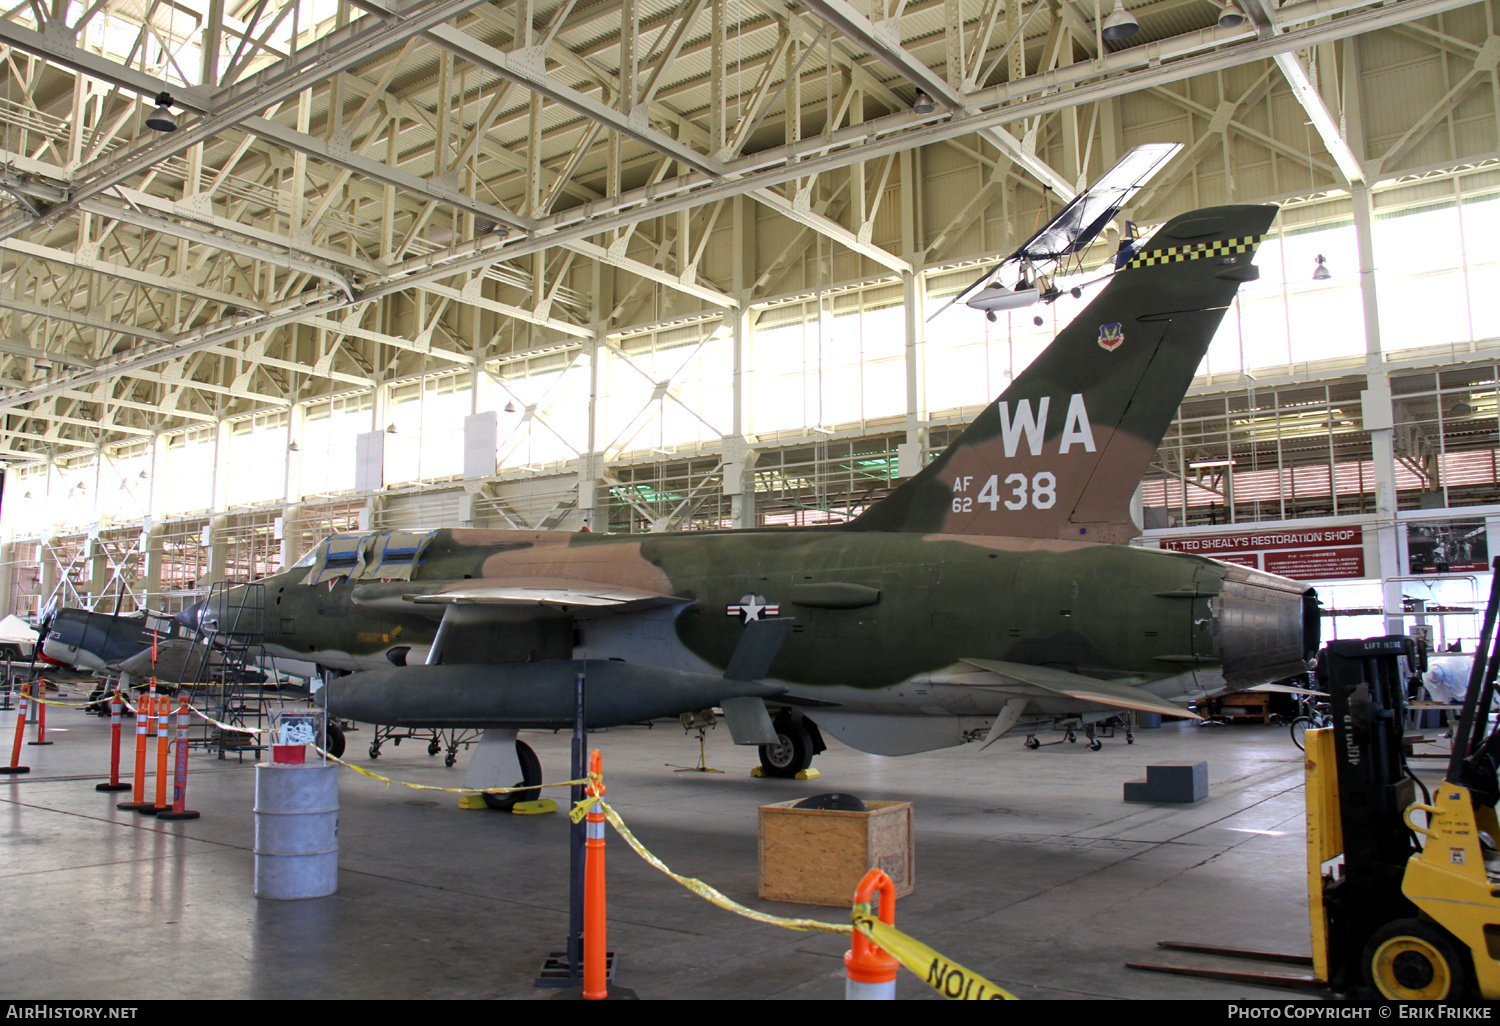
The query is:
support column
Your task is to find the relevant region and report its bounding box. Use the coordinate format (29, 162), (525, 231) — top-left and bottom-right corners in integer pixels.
(0, 542), (17, 618)
(1352, 182), (1403, 634)
(141, 524), (164, 610)
(206, 514), (230, 586)
(88, 532), (107, 609)
(579, 331), (603, 531)
(285, 403), (306, 505)
(211, 420), (231, 513)
(897, 271), (927, 478)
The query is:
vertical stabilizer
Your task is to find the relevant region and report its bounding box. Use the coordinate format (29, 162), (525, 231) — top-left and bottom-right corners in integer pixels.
(849, 204), (1277, 542)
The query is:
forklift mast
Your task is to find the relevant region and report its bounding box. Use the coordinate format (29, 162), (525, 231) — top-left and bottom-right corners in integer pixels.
(1316, 636), (1425, 989)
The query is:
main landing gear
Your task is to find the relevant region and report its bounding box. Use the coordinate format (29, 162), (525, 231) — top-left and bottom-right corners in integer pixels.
(756, 712), (827, 778)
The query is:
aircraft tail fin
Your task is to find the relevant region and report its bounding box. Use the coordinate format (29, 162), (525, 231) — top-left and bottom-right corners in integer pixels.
(848, 204), (1277, 542)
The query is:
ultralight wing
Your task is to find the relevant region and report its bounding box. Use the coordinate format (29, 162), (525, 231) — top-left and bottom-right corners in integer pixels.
(961, 656), (1201, 719)
(1016, 142), (1182, 261)
(930, 142), (1184, 321)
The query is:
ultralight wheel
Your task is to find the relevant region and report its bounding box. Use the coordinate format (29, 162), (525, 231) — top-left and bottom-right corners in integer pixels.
(1089, 738), (1103, 751)
(1364, 919), (1471, 1001)
(445, 753), (456, 768)
(368, 743), (380, 760)
(428, 740), (441, 756)
(482, 740), (543, 811)
(758, 719), (814, 778)
(1024, 736), (1040, 750)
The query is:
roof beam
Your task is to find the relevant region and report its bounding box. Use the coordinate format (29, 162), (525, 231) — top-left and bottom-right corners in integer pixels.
(1243, 0), (1366, 184)
(796, 0), (1077, 199)
(0, 0), (502, 240)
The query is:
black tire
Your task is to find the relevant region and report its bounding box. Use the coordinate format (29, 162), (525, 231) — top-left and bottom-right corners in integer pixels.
(1290, 716), (1312, 751)
(324, 722), (345, 759)
(1089, 738), (1102, 752)
(482, 740), (543, 811)
(368, 742), (380, 760)
(758, 720), (814, 778)
(427, 740), (441, 756)
(1364, 919), (1472, 1000)
(1024, 736), (1040, 750)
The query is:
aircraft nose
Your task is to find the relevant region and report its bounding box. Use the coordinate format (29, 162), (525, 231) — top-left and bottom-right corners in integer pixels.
(174, 602), (205, 633)
(1211, 568), (1320, 687)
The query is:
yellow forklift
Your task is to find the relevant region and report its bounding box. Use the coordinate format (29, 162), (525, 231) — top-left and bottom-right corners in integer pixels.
(1132, 596), (1500, 999)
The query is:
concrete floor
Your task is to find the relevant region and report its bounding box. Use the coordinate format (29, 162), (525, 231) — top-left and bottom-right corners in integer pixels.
(0, 689), (1419, 1001)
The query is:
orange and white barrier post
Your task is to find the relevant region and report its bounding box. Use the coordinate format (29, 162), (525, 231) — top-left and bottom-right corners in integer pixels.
(118, 691), (156, 811)
(0, 683), (30, 775)
(845, 869), (900, 1000)
(147, 694), (173, 814)
(27, 683), (52, 746)
(95, 689), (130, 792)
(157, 697), (199, 821)
(584, 748), (609, 1000)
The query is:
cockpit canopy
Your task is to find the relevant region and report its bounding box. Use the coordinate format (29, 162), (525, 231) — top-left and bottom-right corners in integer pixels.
(285, 530), (437, 584)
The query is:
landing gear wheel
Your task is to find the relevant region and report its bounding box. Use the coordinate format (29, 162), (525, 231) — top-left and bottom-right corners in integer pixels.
(1024, 736), (1040, 750)
(482, 740), (543, 811)
(1089, 738), (1103, 752)
(428, 740), (441, 756)
(758, 720), (814, 778)
(1365, 919), (1471, 1000)
(324, 723), (345, 759)
(368, 743), (380, 760)
(1126, 732), (1135, 744)
(1066, 731), (1077, 743)
(445, 753), (456, 768)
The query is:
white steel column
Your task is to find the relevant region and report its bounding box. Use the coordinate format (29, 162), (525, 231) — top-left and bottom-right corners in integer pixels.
(898, 271), (926, 478)
(1352, 183), (1403, 634)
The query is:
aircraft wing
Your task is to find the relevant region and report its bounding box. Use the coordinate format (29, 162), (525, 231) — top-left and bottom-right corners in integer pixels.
(960, 657), (1200, 719)
(1017, 142), (1182, 260)
(1247, 682), (1326, 697)
(931, 142), (1182, 319)
(350, 578), (682, 617)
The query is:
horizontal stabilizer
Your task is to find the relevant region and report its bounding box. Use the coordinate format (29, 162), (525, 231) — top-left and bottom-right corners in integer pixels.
(961, 657), (1199, 720)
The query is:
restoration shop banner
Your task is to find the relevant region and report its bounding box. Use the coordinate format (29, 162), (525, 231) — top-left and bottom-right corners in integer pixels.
(1158, 526), (1365, 579)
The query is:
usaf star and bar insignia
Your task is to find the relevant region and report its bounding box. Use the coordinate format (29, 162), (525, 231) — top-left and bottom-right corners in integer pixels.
(727, 594), (779, 622)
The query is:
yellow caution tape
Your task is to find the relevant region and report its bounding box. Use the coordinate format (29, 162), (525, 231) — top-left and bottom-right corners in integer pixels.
(570, 792), (1012, 995)
(312, 745), (589, 796)
(581, 796), (851, 936)
(852, 908), (1017, 1001)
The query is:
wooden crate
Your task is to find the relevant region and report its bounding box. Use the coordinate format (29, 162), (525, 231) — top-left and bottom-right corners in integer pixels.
(757, 800), (914, 906)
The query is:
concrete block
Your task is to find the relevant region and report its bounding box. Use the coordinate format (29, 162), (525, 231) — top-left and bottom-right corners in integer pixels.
(1124, 762), (1208, 804)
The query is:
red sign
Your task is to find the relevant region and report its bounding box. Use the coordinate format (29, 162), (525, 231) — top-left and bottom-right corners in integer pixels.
(1159, 526), (1362, 554)
(1160, 527), (1366, 580)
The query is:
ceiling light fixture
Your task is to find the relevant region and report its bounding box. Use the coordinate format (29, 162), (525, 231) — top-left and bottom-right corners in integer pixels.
(503, 402), (517, 413)
(288, 441), (300, 452)
(1215, 0), (1246, 28)
(146, 91), (177, 133)
(1189, 458), (1233, 468)
(1450, 400), (1474, 417)
(1101, 0), (1140, 40)
(386, 423), (398, 434)
(912, 90), (935, 115)
(1313, 254), (1332, 280)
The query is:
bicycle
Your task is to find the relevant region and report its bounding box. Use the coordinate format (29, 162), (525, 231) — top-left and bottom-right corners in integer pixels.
(1289, 694), (1332, 751)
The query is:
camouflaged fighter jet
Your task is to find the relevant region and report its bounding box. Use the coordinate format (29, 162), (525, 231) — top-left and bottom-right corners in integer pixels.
(180, 203), (1318, 805)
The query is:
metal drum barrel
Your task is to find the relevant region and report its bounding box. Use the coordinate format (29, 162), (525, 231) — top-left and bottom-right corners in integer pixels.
(253, 762), (338, 899)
